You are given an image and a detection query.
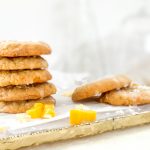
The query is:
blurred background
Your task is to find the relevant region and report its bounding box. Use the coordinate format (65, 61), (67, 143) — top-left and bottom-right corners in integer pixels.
(0, 0), (150, 84)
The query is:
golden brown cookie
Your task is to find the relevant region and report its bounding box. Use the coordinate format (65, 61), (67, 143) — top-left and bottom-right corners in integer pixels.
(0, 96), (55, 114)
(0, 41), (51, 57)
(0, 56), (48, 70)
(72, 75), (132, 101)
(0, 83), (56, 101)
(100, 85), (150, 106)
(0, 69), (51, 87)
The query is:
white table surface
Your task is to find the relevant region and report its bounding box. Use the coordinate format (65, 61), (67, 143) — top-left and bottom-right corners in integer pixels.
(22, 124), (150, 150)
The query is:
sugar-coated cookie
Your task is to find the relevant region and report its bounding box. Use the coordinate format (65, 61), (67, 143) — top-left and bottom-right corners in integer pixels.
(0, 69), (51, 87)
(0, 41), (51, 57)
(72, 75), (132, 101)
(0, 96), (55, 113)
(0, 83), (56, 101)
(100, 85), (150, 106)
(0, 56), (48, 70)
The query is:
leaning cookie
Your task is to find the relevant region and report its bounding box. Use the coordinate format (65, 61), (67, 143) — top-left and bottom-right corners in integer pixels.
(0, 56), (48, 70)
(0, 83), (56, 101)
(0, 41), (51, 57)
(0, 69), (51, 87)
(72, 75), (132, 101)
(0, 96), (55, 114)
(100, 85), (150, 106)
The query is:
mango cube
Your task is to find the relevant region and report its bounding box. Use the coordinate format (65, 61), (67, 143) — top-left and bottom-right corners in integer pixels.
(33, 103), (44, 109)
(26, 103), (56, 119)
(70, 109), (96, 125)
(26, 107), (43, 119)
(44, 104), (55, 110)
(44, 104), (56, 117)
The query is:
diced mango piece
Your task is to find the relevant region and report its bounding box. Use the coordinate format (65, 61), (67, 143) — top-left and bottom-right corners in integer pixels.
(44, 104), (56, 117)
(70, 109), (96, 125)
(44, 104), (55, 110)
(26, 103), (56, 119)
(26, 107), (43, 119)
(33, 103), (44, 109)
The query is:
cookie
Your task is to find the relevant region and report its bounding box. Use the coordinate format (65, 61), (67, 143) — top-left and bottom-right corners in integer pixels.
(0, 83), (56, 101)
(0, 56), (48, 70)
(72, 75), (132, 101)
(0, 96), (55, 114)
(0, 69), (51, 87)
(0, 41), (51, 57)
(100, 85), (150, 106)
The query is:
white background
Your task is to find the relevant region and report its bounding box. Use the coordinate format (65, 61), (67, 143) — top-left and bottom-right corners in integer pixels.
(0, 0), (150, 79)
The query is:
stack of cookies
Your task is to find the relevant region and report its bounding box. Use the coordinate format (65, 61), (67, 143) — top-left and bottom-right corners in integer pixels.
(0, 41), (56, 113)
